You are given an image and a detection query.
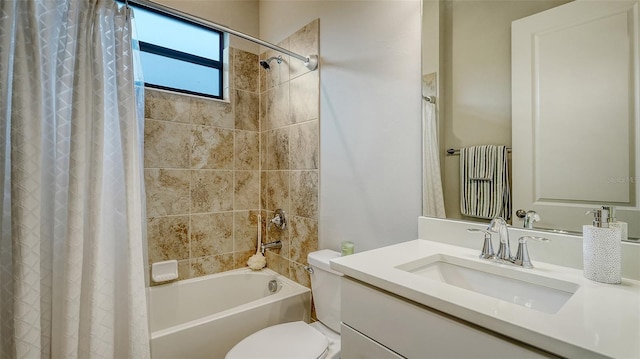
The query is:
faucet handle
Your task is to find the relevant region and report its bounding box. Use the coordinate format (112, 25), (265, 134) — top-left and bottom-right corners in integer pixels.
(467, 228), (494, 259)
(518, 236), (549, 244)
(514, 236), (549, 269)
(268, 209), (287, 231)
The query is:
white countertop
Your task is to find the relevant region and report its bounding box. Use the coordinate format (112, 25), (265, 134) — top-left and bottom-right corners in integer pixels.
(330, 239), (640, 359)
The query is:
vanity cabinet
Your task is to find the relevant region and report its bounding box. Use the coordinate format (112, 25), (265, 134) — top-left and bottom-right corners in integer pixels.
(340, 277), (559, 359)
(340, 324), (404, 359)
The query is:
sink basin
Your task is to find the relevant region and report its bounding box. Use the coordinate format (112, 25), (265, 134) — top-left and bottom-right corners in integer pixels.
(396, 254), (579, 314)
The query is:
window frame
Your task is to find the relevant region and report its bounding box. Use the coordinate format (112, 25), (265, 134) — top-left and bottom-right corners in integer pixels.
(127, 1), (225, 99)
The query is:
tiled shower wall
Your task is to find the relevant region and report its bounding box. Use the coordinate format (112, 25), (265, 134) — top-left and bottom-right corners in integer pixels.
(144, 20), (319, 287)
(259, 20), (320, 287)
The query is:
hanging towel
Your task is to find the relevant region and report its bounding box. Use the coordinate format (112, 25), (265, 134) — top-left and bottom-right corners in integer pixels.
(460, 145), (511, 219)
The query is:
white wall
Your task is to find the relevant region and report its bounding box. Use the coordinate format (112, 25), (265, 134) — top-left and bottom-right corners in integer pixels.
(260, 1), (423, 253)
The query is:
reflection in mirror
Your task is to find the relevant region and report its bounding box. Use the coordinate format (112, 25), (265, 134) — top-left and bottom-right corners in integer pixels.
(421, 0), (639, 241)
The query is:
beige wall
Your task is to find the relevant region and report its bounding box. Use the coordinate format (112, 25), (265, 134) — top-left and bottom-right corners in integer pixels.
(438, 0), (569, 220)
(143, 18), (320, 287)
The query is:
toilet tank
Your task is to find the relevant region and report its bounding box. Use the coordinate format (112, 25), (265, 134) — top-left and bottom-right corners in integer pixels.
(307, 249), (343, 333)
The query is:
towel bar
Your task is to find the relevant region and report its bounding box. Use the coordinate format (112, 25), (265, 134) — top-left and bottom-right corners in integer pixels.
(446, 148), (512, 155)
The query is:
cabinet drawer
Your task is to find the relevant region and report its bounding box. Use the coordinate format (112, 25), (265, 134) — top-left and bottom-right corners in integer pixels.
(341, 278), (558, 359)
(341, 323), (405, 359)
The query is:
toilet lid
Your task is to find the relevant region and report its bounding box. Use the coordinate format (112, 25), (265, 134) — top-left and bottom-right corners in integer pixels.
(226, 321), (329, 359)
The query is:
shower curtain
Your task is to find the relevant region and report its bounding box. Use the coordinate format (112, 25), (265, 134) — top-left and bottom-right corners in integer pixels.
(422, 98), (446, 218)
(0, 0), (150, 358)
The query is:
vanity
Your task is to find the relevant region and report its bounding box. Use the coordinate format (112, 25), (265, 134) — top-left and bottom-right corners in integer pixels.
(330, 217), (640, 358)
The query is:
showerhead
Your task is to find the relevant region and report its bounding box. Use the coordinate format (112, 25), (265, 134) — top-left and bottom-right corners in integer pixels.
(259, 55), (283, 70)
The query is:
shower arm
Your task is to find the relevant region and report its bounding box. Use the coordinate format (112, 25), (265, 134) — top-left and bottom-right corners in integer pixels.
(130, 0), (319, 71)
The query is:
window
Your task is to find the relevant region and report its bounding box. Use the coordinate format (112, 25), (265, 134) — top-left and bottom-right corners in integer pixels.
(125, 1), (224, 99)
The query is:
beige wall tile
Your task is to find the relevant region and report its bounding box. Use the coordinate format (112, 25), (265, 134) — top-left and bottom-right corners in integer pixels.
(234, 171), (259, 210)
(260, 171), (268, 210)
(145, 169), (190, 217)
(262, 84), (290, 130)
(145, 89), (191, 123)
(191, 170), (233, 213)
(234, 210), (260, 252)
(259, 90), (267, 131)
(234, 250), (255, 269)
(290, 262), (311, 288)
(227, 48), (235, 91)
(235, 131), (260, 170)
(191, 126), (234, 170)
(234, 90), (259, 131)
(190, 253), (234, 277)
(290, 121), (319, 170)
(289, 216), (318, 265)
(147, 216), (190, 264)
(190, 96), (234, 128)
(265, 170), (290, 214)
(291, 170), (318, 219)
(233, 49), (259, 92)
(266, 128), (289, 170)
(290, 71), (319, 124)
(289, 19), (319, 79)
(265, 251), (289, 277)
(191, 212), (234, 257)
(177, 260), (192, 281)
(260, 39), (290, 92)
(144, 120), (190, 168)
(260, 131), (268, 169)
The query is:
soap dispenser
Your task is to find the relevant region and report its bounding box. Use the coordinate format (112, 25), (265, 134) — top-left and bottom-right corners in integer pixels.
(602, 205), (628, 242)
(583, 208), (621, 284)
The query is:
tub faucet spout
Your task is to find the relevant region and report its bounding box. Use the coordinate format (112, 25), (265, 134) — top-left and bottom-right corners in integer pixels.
(261, 240), (282, 255)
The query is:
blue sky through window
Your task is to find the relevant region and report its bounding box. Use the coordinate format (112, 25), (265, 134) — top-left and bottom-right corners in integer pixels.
(133, 6), (220, 62)
(120, 1), (224, 98)
(139, 52), (220, 96)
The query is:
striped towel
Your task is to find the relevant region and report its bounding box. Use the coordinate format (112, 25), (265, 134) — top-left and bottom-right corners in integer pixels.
(460, 145), (511, 219)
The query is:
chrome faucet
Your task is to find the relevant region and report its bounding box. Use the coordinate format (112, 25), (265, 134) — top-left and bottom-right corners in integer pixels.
(466, 228), (494, 259)
(524, 211), (541, 229)
(514, 236), (549, 269)
(260, 240), (282, 255)
(487, 217), (512, 262)
(516, 209), (541, 229)
(468, 217), (549, 269)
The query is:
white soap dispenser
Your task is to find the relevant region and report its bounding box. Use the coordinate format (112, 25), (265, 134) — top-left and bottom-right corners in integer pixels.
(583, 208), (621, 284)
(602, 205), (628, 242)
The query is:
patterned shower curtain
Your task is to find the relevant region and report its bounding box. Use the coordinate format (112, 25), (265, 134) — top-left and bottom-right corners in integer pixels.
(0, 0), (150, 357)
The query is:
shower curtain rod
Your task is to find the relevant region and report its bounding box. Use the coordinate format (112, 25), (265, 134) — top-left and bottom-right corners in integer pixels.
(130, 0), (319, 71)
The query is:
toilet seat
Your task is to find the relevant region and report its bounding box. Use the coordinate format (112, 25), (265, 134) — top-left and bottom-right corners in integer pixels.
(225, 321), (329, 359)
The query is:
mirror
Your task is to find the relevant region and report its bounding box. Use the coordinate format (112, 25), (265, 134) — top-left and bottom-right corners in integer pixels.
(421, 0), (640, 240)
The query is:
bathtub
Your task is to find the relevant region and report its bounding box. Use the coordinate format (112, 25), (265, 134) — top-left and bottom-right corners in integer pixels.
(148, 267), (311, 359)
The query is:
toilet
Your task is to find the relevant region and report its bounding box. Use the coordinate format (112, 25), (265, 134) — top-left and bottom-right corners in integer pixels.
(226, 249), (343, 359)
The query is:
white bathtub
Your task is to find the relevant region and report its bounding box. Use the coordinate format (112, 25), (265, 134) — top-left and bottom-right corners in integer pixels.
(148, 267), (311, 359)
